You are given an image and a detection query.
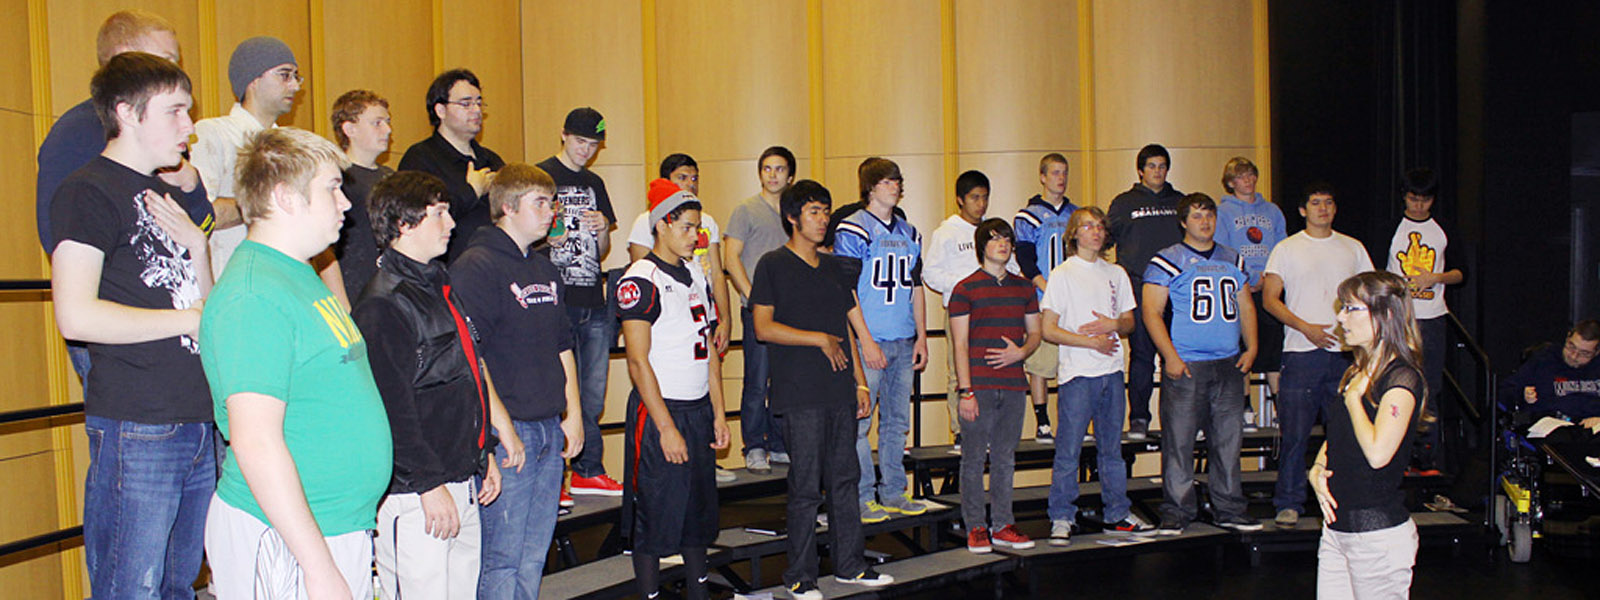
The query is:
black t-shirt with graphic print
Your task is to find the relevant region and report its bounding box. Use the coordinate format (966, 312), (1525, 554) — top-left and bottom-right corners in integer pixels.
(50, 156), (214, 423)
(535, 156), (617, 308)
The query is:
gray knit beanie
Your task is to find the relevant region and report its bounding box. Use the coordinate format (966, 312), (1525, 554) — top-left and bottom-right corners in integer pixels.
(228, 36), (297, 101)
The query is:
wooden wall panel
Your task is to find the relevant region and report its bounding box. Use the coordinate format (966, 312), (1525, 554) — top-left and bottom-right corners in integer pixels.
(1, 0), (33, 113)
(520, 0), (645, 168)
(322, 0), (433, 165)
(443, 0), (525, 163)
(820, 0), (943, 158)
(1091, 0), (1256, 150)
(953, 0), (1082, 154)
(654, 0), (811, 163)
(46, 0), (203, 117)
(0, 549), (66, 600)
(0, 117), (41, 283)
(213, 0), (313, 128)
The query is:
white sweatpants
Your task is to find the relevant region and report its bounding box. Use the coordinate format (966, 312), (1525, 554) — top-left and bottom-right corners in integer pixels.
(374, 479), (481, 600)
(203, 494), (375, 600)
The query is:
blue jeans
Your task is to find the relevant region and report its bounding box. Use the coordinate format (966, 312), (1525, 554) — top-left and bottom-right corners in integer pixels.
(479, 417), (566, 599)
(739, 306), (785, 454)
(84, 415), (215, 600)
(857, 338), (914, 505)
(1049, 373), (1133, 524)
(567, 304), (617, 477)
(1275, 350), (1349, 511)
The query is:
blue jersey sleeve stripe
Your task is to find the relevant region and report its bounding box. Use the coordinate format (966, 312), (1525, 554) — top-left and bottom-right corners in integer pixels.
(1149, 254), (1182, 278)
(836, 220), (870, 240)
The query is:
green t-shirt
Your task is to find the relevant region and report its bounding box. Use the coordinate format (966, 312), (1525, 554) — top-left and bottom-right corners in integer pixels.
(200, 240), (393, 536)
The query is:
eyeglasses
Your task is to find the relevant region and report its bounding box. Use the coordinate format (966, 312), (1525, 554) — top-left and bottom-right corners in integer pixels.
(1078, 222), (1106, 232)
(1338, 305), (1369, 314)
(447, 98), (487, 109)
(1565, 340), (1598, 360)
(272, 69), (303, 85)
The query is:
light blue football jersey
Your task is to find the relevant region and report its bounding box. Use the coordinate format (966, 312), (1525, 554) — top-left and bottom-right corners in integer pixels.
(1143, 242), (1248, 362)
(1014, 195), (1078, 297)
(834, 209), (922, 341)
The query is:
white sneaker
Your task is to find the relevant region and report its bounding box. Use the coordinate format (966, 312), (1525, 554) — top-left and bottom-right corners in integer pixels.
(1049, 519), (1074, 546)
(1243, 411), (1259, 432)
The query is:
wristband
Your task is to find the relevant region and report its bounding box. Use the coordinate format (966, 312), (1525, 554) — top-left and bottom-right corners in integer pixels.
(958, 388), (974, 399)
(856, 385), (871, 393)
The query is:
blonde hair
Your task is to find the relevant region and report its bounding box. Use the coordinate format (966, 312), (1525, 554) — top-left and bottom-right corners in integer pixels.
(1064, 206), (1110, 259)
(235, 128), (349, 225)
(1221, 156), (1259, 194)
(487, 163), (556, 221)
(96, 10), (176, 66)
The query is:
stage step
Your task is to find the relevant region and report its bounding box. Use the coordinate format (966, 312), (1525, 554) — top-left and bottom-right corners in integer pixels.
(540, 549), (731, 600)
(747, 547), (1015, 599)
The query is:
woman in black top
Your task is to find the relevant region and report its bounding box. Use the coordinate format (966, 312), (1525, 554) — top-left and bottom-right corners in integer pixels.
(1309, 271), (1426, 599)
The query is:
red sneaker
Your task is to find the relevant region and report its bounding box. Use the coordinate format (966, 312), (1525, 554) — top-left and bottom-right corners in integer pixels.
(559, 487), (575, 507)
(570, 473), (624, 496)
(990, 524), (1035, 549)
(966, 527), (992, 554)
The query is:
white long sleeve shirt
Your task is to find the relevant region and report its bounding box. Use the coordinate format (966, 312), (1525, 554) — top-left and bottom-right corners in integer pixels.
(924, 214), (1019, 307)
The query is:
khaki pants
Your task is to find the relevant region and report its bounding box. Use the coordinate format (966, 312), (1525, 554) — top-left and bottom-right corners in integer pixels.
(376, 479), (482, 600)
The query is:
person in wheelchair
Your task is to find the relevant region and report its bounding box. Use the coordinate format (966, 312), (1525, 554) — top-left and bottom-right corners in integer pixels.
(1501, 319), (1600, 443)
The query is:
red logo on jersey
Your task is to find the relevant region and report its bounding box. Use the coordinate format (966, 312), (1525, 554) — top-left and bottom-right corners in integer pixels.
(1247, 226), (1263, 244)
(618, 280), (642, 309)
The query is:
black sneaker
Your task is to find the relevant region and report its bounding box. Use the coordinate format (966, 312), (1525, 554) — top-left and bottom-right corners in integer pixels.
(787, 580), (823, 600)
(835, 567), (894, 587)
(1128, 419), (1150, 440)
(1109, 515), (1157, 536)
(1155, 518), (1185, 536)
(953, 433), (962, 451)
(1215, 515), (1264, 532)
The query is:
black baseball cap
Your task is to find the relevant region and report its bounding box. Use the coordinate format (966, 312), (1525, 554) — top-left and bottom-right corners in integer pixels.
(563, 107), (606, 140)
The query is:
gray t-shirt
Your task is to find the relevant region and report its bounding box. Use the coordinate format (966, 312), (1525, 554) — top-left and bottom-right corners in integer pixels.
(726, 194), (788, 306)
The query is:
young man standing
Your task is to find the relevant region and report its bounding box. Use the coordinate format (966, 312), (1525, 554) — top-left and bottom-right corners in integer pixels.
(724, 146), (797, 473)
(1107, 144), (1185, 439)
(398, 69), (505, 262)
(1142, 193), (1261, 535)
(751, 180), (891, 599)
(949, 219), (1041, 553)
(1385, 167), (1465, 475)
(329, 89), (394, 301)
(833, 157), (928, 522)
(618, 180), (731, 600)
(925, 170), (1003, 447)
(192, 36), (306, 279)
(535, 107), (622, 497)
(453, 164), (584, 599)
(628, 154), (732, 356)
(51, 52), (215, 600)
(1015, 153), (1080, 444)
(38, 10), (207, 386)
(354, 172), (501, 599)
(1263, 183), (1374, 527)
(1041, 207), (1155, 546)
(200, 127), (390, 599)
(1214, 157), (1287, 429)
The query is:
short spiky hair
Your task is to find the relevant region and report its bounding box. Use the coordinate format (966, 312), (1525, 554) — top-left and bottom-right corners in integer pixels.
(96, 10), (176, 66)
(330, 89), (388, 150)
(91, 52), (191, 140)
(488, 163), (556, 221)
(235, 127), (349, 225)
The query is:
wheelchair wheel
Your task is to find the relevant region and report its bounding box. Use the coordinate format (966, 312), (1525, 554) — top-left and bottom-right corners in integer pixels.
(1509, 522), (1533, 563)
